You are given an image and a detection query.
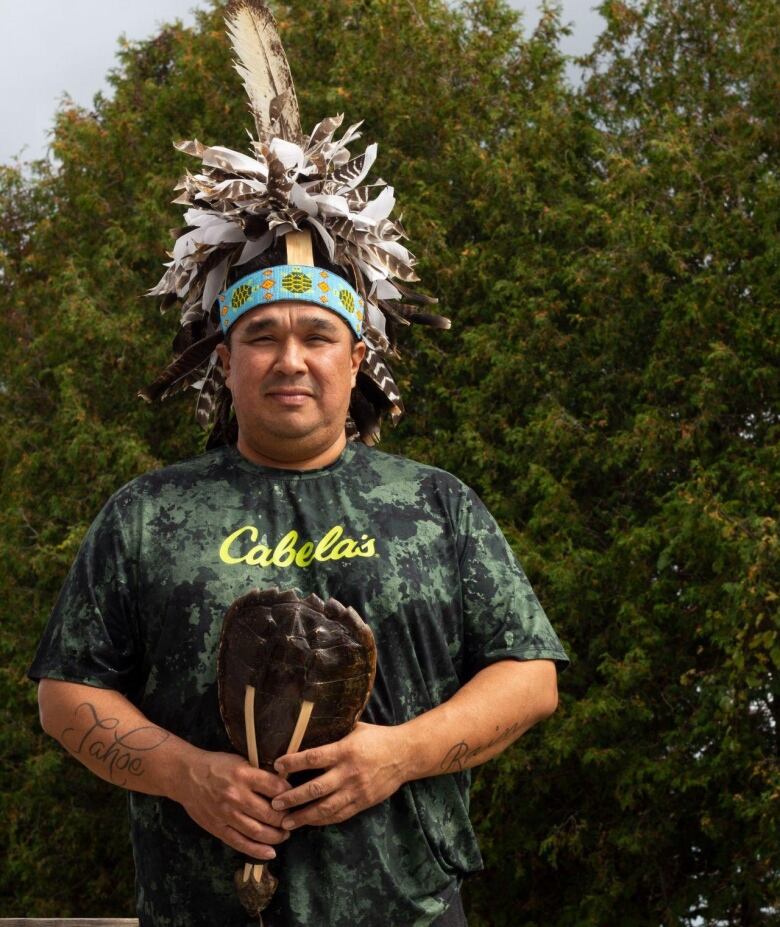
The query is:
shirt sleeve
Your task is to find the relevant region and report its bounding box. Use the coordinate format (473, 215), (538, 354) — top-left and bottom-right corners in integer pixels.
(28, 488), (143, 696)
(456, 486), (569, 678)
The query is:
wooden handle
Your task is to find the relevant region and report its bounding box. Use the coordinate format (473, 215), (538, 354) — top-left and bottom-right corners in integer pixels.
(284, 699), (314, 758)
(242, 692), (315, 884)
(244, 685), (259, 768)
(243, 685), (263, 884)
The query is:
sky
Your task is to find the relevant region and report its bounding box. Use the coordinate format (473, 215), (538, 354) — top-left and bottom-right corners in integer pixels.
(0, 1), (604, 166)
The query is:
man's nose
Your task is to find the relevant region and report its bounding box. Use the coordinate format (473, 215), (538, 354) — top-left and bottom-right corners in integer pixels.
(273, 337), (307, 375)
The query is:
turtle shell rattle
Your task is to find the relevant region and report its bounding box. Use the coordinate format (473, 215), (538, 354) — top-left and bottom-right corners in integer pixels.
(217, 588), (377, 920)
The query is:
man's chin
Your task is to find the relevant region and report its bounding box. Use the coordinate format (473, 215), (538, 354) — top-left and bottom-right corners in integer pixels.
(245, 416), (326, 444)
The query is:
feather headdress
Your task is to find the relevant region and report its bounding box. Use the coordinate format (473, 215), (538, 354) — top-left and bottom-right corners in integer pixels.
(143, 0), (448, 445)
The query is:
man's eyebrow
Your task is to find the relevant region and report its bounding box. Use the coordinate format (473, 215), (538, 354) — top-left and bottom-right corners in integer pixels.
(238, 317), (275, 336)
(298, 316), (340, 332)
(239, 315), (341, 336)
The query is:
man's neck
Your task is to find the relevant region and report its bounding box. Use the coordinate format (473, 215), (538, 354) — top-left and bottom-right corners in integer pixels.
(235, 431), (347, 471)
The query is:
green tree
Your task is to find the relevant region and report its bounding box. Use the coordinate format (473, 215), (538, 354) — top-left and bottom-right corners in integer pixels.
(2, 0), (778, 923)
(437, 1), (779, 924)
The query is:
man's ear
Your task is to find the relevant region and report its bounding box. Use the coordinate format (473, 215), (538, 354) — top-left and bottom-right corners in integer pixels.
(216, 342), (231, 379)
(350, 339), (367, 387)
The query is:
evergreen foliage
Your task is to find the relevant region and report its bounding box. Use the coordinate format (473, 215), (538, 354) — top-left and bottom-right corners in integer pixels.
(1, 0), (777, 922)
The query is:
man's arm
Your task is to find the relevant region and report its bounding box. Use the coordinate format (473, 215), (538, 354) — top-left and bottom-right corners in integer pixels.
(37, 678), (291, 860)
(270, 658), (558, 829)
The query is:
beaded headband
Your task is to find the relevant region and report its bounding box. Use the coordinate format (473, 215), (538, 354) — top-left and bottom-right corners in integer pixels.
(219, 266), (365, 339)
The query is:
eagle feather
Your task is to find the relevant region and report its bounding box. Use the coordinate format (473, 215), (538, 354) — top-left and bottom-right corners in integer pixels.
(225, 0), (302, 144)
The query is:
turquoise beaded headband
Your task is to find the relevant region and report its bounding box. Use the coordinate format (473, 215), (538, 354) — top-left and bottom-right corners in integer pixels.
(218, 265), (365, 339)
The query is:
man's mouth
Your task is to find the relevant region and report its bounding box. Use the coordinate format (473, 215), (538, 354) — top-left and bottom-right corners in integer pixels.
(266, 388), (314, 405)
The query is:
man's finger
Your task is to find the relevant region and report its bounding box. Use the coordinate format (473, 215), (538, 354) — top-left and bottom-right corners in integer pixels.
(232, 811), (291, 846)
(242, 765), (292, 798)
(281, 794), (357, 830)
(274, 742), (339, 776)
(238, 792), (287, 829)
(270, 769), (341, 812)
(222, 825), (278, 860)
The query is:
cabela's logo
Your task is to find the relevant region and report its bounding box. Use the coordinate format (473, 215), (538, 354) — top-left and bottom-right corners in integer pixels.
(219, 524), (377, 569)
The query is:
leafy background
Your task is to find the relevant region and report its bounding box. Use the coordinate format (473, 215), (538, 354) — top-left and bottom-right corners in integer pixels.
(1, 0), (778, 923)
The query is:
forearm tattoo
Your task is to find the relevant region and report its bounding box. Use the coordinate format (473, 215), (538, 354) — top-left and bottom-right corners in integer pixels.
(439, 720), (524, 772)
(60, 702), (169, 786)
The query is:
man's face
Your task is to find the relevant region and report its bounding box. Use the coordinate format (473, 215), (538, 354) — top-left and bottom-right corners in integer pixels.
(216, 301), (366, 463)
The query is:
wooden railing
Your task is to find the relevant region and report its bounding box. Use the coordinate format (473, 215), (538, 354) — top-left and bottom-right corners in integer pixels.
(0, 920), (138, 926)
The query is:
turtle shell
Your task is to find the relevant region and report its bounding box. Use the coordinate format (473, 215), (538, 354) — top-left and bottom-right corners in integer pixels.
(217, 587), (376, 770)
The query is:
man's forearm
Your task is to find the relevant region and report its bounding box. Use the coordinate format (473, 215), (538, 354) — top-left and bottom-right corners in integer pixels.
(37, 677), (292, 859)
(397, 659), (559, 781)
(37, 678), (197, 797)
(270, 658), (559, 829)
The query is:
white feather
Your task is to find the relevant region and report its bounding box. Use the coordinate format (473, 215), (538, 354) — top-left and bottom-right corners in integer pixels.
(357, 187), (396, 223)
(202, 255), (233, 314)
(237, 230), (275, 265)
(201, 145), (266, 176)
(226, 1), (302, 143)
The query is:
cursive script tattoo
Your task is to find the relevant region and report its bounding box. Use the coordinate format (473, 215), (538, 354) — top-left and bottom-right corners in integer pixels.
(60, 702), (169, 786)
(439, 721), (524, 772)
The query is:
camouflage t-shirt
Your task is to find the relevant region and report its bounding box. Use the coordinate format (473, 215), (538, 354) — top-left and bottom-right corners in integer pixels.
(29, 442), (568, 927)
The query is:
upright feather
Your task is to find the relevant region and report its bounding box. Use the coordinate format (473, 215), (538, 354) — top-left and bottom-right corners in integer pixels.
(225, 0), (302, 145)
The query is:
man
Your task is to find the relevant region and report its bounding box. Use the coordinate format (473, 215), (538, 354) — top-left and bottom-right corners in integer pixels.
(29, 3), (568, 924)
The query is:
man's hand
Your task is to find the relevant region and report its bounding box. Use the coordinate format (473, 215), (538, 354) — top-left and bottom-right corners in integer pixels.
(268, 660), (558, 832)
(37, 679), (293, 860)
(270, 722), (408, 830)
(175, 750), (292, 859)
(38, 660), (558, 845)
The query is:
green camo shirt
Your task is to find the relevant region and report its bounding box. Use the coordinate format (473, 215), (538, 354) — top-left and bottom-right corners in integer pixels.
(30, 442), (569, 927)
